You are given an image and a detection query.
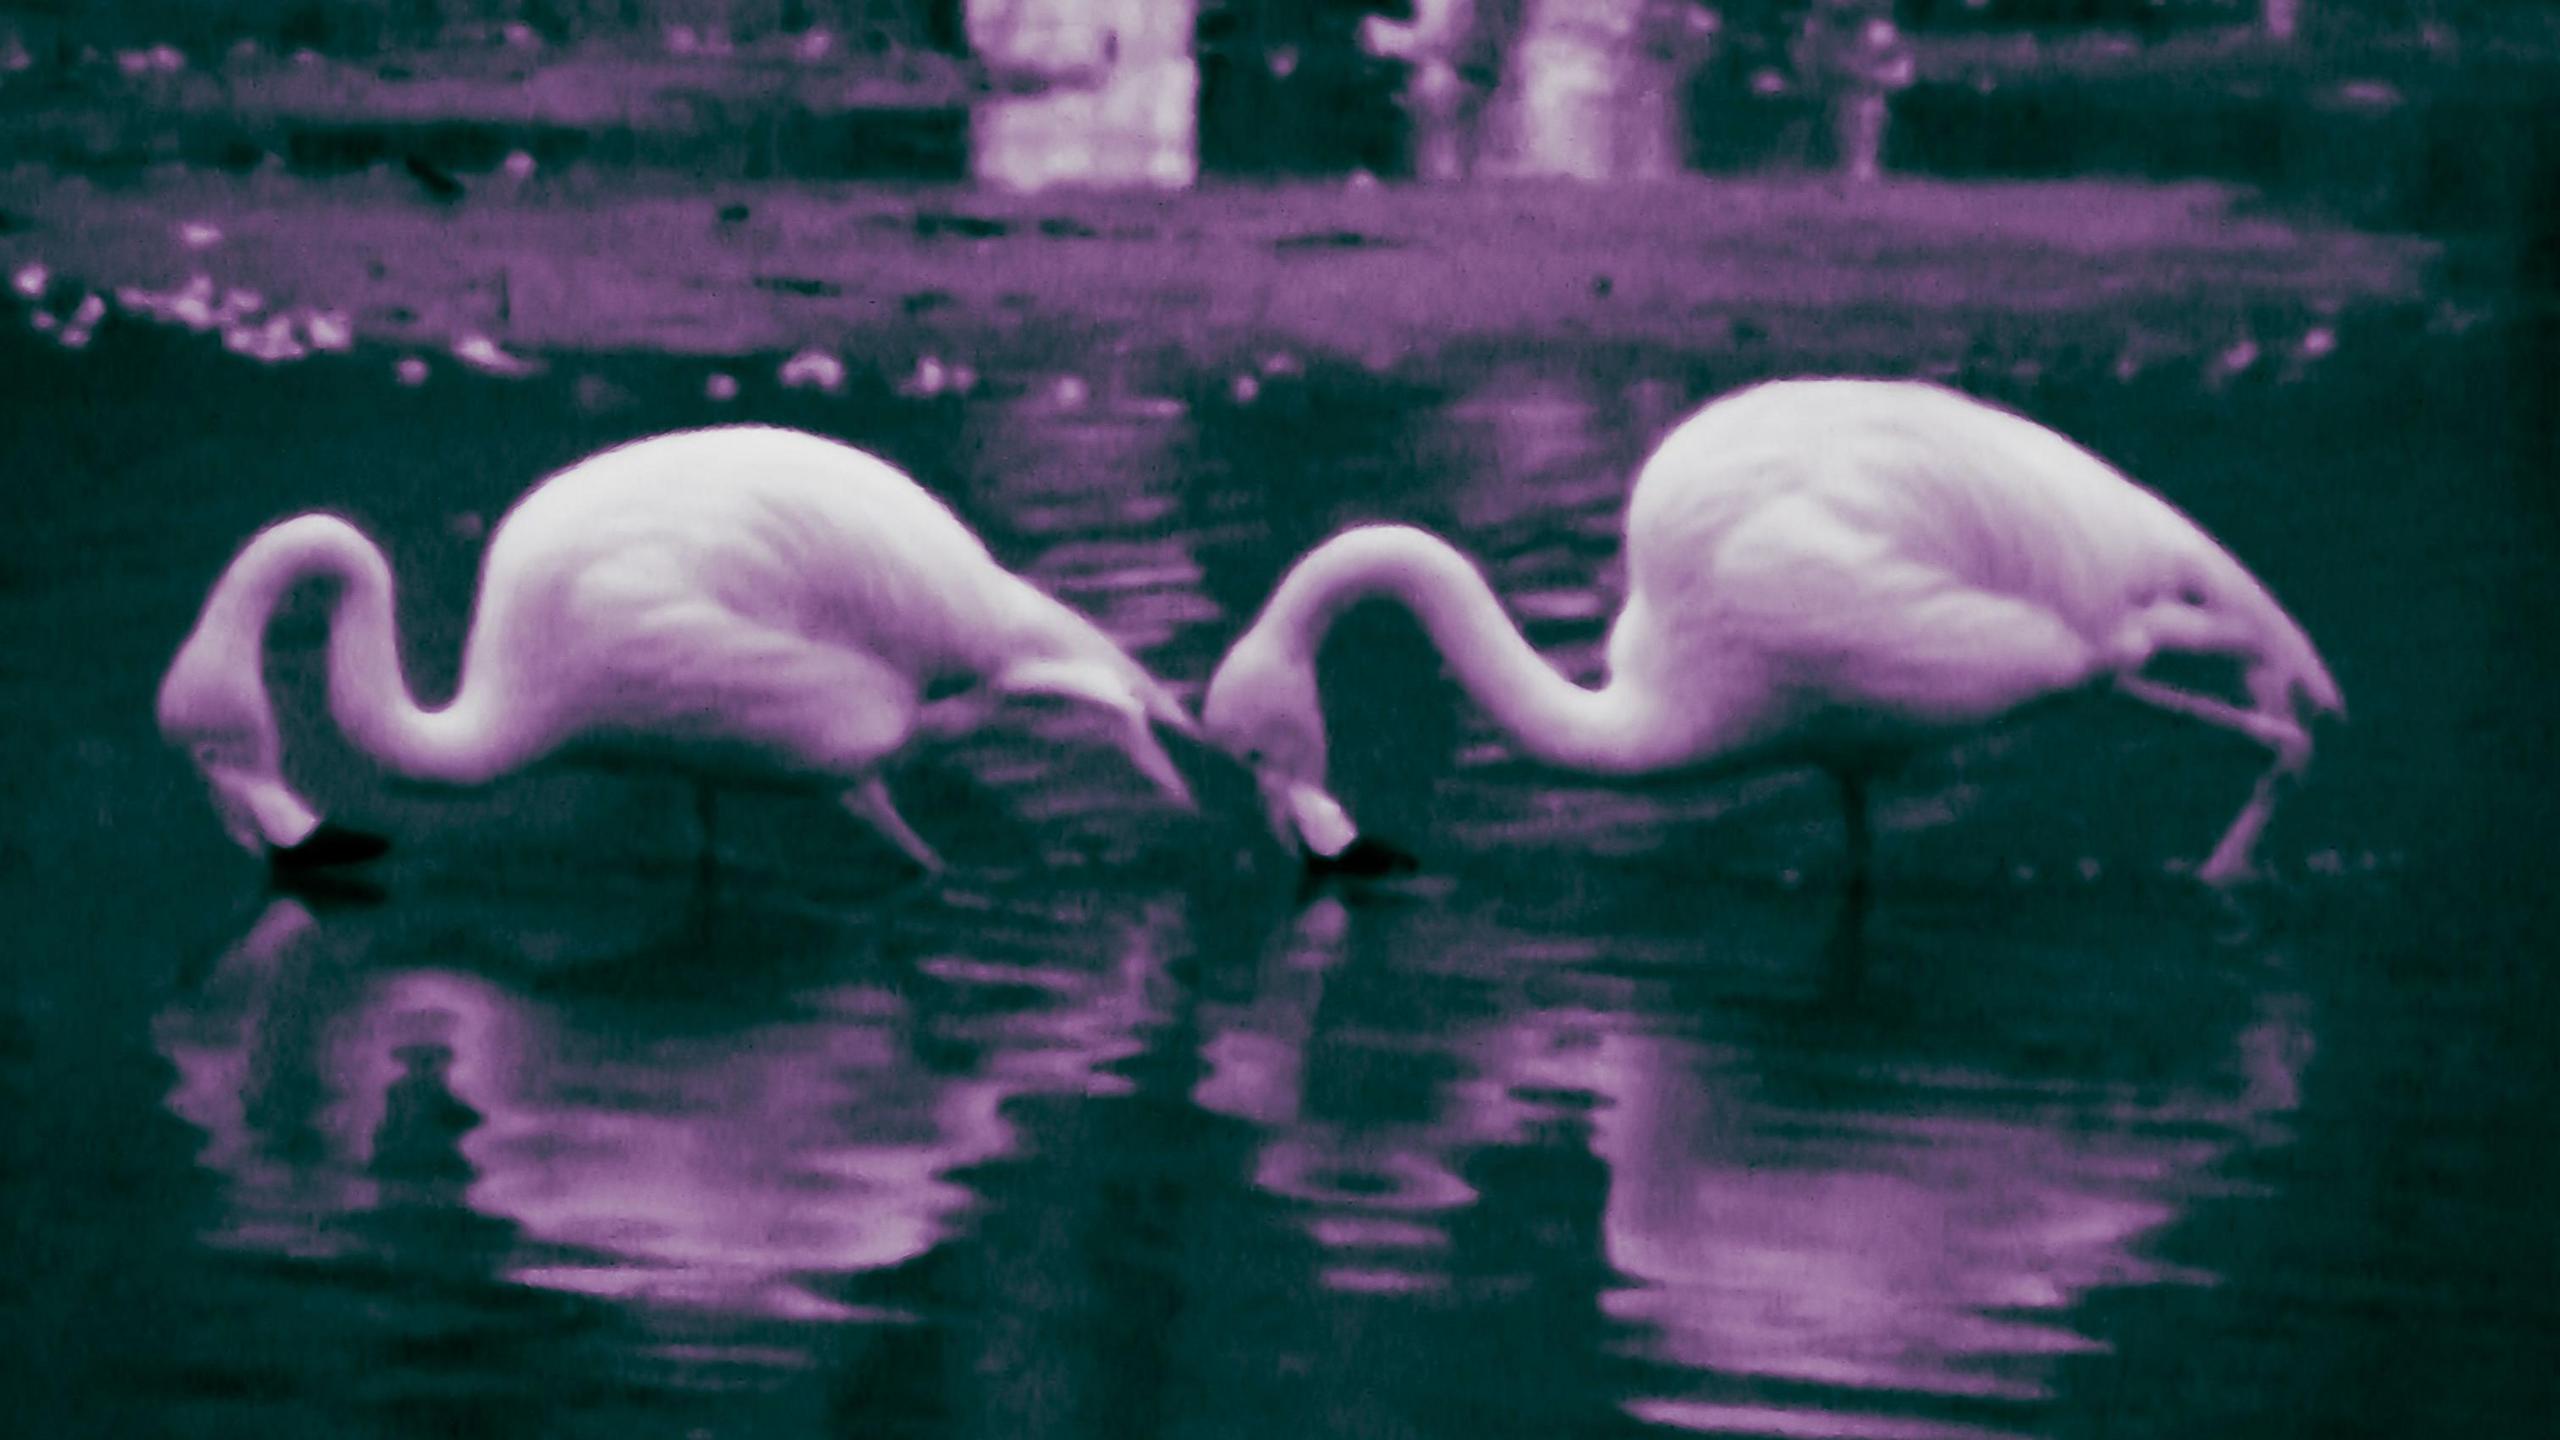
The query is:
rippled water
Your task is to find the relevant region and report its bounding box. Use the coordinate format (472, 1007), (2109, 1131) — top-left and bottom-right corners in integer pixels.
(4, 313), (2554, 1438)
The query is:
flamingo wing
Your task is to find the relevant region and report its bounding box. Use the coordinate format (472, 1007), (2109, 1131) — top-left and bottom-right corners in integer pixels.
(1706, 495), (2108, 733)
(542, 564), (926, 778)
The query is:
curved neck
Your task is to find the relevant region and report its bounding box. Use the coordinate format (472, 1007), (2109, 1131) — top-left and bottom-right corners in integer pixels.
(1259, 525), (1672, 775)
(214, 515), (507, 784)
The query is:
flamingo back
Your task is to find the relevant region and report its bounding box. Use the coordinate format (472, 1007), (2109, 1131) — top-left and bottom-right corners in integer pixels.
(1616, 380), (2340, 729)
(446, 427), (1084, 753)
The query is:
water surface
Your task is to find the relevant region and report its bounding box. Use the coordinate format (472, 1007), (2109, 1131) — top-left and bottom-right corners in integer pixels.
(3, 312), (2554, 1438)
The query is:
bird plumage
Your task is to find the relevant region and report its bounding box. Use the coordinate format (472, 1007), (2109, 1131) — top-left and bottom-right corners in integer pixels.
(1608, 379), (2338, 758)
(158, 426), (1198, 873)
(1202, 377), (2342, 885)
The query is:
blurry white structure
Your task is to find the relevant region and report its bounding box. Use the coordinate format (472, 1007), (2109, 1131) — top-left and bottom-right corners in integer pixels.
(1792, 0), (1914, 184)
(968, 0), (1199, 190)
(1502, 0), (1646, 179)
(1364, 0), (1718, 182)
(1360, 0), (1478, 183)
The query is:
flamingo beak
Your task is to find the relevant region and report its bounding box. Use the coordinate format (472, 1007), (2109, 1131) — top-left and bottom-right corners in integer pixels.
(1258, 777), (1421, 877)
(1268, 777), (1359, 861)
(199, 761), (323, 856)
(194, 762), (390, 872)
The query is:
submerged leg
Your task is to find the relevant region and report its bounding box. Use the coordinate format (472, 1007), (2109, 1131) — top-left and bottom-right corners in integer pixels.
(694, 782), (719, 862)
(1807, 770), (1876, 1009)
(687, 782), (729, 910)
(842, 776), (946, 874)
(1819, 871), (1874, 1008)
(1833, 768), (1874, 900)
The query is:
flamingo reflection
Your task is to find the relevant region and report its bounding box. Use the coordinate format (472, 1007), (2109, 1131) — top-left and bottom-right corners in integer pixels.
(1191, 887), (2316, 1433)
(156, 887), (1186, 1326)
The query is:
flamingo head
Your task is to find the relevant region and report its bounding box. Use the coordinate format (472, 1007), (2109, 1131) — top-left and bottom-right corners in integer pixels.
(1201, 641), (1359, 862)
(157, 692), (311, 860)
(2140, 543), (2347, 743)
(154, 627), (340, 860)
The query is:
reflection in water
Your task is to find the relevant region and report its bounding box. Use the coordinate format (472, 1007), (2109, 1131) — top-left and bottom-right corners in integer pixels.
(1194, 899), (1488, 1296)
(156, 871), (2315, 1435)
(939, 396), (1236, 857)
(1574, 1000), (2305, 1435)
(157, 886), (1187, 1334)
(110, 352), (2368, 1437)
(1441, 366), (1629, 546)
(957, 390), (1224, 662)
(1190, 885), (2314, 1438)
(4, 276), (2543, 1436)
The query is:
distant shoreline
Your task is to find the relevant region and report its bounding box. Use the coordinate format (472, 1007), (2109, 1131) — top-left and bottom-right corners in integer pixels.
(0, 169), (2448, 391)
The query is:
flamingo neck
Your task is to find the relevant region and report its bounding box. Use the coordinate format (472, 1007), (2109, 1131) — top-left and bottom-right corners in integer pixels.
(216, 515), (507, 784)
(1260, 525), (1673, 775)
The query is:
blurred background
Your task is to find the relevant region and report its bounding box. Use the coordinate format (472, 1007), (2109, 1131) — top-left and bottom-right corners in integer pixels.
(2, 0), (2555, 205)
(3, 4), (2555, 1440)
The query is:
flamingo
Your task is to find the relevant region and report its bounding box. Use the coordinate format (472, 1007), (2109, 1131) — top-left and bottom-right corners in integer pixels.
(1202, 378), (2344, 887)
(157, 425), (1199, 877)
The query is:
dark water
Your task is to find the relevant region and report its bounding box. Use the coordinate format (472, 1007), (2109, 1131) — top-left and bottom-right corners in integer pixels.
(4, 306), (2555, 1439)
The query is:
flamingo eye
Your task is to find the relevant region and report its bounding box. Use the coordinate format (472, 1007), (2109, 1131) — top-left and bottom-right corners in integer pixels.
(190, 735), (247, 770)
(2179, 584), (2209, 607)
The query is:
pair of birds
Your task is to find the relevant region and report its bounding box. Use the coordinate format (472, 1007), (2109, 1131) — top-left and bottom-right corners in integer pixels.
(157, 378), (2342, 890)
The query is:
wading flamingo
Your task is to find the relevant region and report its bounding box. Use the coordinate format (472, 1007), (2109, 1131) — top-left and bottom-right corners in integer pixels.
(1203, 378), (2343, 887)
(157, 425), (1199, 876)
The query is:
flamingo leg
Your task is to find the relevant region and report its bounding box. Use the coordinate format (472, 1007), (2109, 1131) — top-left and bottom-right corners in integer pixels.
(2112, 675), (2307, 885)
(842, 776), (946, 874)
(1833, 768), (1874, 895)
(2194, 768), (2284, 887)
(694, 783), (719, 863)
(686, 782), (733, 908)
(2113, 676), (2309, 769)
(1819, 875), (1874, 1008)
(915, 686), (1002, 743)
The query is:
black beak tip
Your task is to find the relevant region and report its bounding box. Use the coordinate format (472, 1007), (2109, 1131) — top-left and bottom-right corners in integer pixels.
(269, 822), (392, 874)
(1301, 835), (1422, 879)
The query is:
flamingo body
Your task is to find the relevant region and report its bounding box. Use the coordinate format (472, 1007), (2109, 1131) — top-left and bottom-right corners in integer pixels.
(1202, 378), (2343, 885)
(158, 426), (1197, 872)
